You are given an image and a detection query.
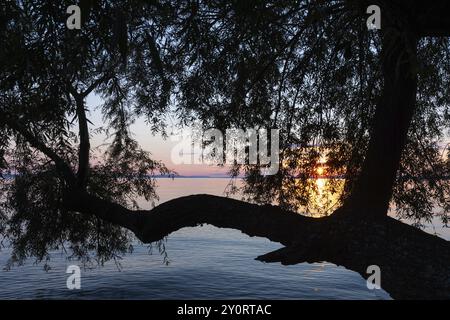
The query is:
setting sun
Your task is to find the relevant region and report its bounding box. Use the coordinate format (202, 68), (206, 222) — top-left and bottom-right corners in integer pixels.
(316, 166), (325, 176)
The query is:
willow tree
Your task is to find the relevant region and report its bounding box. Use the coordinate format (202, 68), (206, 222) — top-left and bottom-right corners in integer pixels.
(1, 1), (450, 299)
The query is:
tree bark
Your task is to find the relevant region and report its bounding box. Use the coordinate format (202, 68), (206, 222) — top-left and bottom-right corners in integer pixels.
(63, 191), (317, 245)
(342, 22), (418, 218)
(63, 192), (450, 299)
(74, 95), (90, 189)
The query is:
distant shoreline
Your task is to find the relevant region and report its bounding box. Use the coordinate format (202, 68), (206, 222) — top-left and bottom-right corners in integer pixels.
(1, 173), (239, 179)
(155, 175), (241, 179)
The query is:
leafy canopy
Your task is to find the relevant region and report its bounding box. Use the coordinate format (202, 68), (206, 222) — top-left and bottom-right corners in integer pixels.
(0, 0), (449, 266)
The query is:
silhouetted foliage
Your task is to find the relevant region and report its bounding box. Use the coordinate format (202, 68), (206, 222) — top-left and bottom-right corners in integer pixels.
(168, 1), (450, 221)
(0, 0), (175, 266)
(0, 0), (449, 268)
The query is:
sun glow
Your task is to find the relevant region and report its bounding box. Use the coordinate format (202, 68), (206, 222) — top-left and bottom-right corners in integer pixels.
(308, 157), (344, 217)
(316, 166), (325, 176)
(281, 148), (346, 217)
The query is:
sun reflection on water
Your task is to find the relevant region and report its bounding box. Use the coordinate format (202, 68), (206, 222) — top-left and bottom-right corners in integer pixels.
(303, 177), (344, 217)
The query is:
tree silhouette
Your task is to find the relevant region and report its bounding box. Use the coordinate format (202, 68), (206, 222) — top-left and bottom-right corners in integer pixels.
(0, 0), (450, 298)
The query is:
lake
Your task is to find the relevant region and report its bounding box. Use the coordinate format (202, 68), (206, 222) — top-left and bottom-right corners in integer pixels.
(1, 178), (447, 299)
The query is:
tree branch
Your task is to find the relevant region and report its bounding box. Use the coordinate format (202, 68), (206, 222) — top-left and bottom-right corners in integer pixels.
(63, 192), (450, 299)
(63, 193), (317, 245)
(146, 31), (166, 81)
(68, 86), (91, 189)
(75, 97), (90, 188)
(145, 31), (171, 107)
(1, 114), (76, 185)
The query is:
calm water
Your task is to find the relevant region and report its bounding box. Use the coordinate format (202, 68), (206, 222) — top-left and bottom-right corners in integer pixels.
(1, 178), (447, 300)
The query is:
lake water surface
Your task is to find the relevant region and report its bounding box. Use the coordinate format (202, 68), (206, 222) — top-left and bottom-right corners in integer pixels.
(1, 178), (447, 299)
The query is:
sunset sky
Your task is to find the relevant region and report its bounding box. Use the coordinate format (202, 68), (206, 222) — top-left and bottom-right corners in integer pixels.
(86, 94), (230, 177)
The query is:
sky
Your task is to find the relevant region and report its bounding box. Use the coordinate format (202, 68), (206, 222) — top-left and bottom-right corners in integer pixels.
(85, 94), (230, 177)
(85, 93), (450, 178)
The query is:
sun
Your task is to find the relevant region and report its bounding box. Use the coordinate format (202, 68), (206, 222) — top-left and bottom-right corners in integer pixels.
(316, 166), (325, 176)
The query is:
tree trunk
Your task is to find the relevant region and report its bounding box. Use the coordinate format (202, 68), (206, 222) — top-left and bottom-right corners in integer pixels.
(63, 192), (450, 299)
(342, 25), (418, 218)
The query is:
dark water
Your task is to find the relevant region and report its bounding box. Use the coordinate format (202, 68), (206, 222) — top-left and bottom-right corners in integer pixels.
(0, 225), (390, 299)
(1, 178), (446, 300)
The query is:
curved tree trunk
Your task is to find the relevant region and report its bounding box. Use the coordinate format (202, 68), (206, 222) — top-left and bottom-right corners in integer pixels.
(342, 19), (418, 218)
(63, 192), (450, 300)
